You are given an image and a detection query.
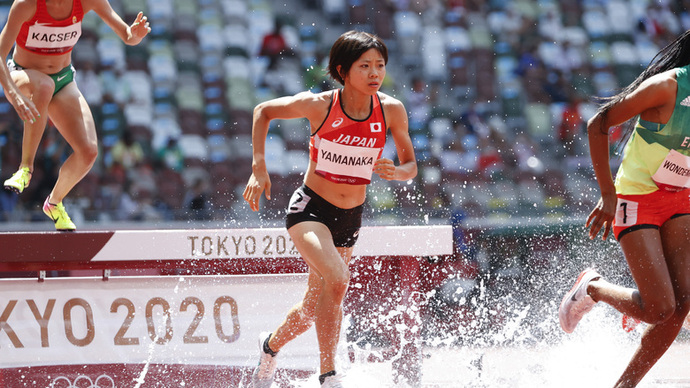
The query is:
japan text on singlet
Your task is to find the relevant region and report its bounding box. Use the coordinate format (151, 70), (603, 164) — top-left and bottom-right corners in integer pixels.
(310, 89), (387, 185)
(16, 0), (84, 55)
(615, 64), (690, 194)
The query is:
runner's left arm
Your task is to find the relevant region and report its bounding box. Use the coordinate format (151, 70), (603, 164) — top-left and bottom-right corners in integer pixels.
(87, 0), (150, 45)
(374, 96), (417, 181)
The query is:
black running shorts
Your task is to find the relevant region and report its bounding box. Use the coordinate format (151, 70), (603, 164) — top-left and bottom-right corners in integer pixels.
(285, 185), (363, 248)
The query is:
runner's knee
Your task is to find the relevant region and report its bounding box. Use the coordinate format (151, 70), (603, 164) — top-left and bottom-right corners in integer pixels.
(34, 78), (55, 105)
(75, 140), (98, 165)
(322, 267), (350, 298)
(643, 295), (676, 324)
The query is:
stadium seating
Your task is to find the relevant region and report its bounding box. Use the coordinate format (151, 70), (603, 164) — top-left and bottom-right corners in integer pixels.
(0, 0), (687, 225)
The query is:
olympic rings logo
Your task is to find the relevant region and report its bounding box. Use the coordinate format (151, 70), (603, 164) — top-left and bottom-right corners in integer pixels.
(50, 374), (115, 388)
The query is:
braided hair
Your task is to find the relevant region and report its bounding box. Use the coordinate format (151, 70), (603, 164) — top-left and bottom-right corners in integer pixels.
(599, 30), (690, 153)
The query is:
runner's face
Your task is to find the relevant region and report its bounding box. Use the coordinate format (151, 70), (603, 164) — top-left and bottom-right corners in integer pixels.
(343, 48), (386, 94)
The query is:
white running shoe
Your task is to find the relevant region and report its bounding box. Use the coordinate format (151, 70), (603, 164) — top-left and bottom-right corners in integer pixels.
(321, 374), (344, 388)
(250, 332), (277, 388)
(559, 268), (601, 333)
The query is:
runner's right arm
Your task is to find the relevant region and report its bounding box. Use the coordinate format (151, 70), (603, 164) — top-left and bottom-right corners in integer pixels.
(585, 72), (677, 239)
(0, 0), (38, 122)
(243, 91), (325, 211)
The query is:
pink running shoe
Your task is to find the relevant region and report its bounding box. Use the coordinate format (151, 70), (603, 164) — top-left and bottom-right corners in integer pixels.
(622, 314), (642, 333)
(559, 268), (601, 333)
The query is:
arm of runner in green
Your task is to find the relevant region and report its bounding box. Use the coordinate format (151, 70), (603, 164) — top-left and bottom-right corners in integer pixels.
(585, 111), (617, 240)
(585, 72), (677, 240)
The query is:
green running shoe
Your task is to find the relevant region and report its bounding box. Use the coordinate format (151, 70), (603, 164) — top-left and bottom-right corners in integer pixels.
(43, 197), (76, 231)
(3, 167), (31, 194)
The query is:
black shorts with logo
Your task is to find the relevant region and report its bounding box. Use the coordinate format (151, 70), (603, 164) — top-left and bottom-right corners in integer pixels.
(286, 184), (363, 248)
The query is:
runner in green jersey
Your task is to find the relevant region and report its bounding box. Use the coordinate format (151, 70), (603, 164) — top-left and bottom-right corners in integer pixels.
(559, 31), (690, 388)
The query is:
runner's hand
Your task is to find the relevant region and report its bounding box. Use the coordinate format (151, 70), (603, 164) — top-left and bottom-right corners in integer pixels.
(129, 12), (151, 42)
(373, 158), (396, 180)
(243, 172), (271, 212)
(6, 89), (38, 123)
(586, 193), (616, 240)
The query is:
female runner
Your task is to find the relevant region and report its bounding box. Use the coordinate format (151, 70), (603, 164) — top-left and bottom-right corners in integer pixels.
(560, 30), (690, 387)
(243, 30), (417, 388)
(0, 0), (150, 230)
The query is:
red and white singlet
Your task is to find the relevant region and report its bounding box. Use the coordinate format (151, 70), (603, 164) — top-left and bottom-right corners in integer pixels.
(16, 0), (84, 55)
(310, 90), (387, 185)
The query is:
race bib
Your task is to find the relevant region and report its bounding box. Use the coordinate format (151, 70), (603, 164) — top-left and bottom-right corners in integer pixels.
(652, 149), (690, 191)
(615, 198), (638, 227)
(315, 139), (380, 185)
(26, 22), (82, 53)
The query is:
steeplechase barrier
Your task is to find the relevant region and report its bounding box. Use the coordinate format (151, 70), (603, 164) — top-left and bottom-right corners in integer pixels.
(0, 225), (453, 387)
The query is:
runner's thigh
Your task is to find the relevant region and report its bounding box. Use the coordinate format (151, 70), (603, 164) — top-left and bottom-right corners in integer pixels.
(660, 215), (690, 301)
(288, 221), (348, 281)
(47, 82), (97, 150)
(11, 69), (55, 105)
(619, 228), (675, 306)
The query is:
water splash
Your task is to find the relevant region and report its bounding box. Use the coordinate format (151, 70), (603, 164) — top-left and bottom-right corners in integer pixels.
(132, 337), (157, 388)
(281, 290), (690, 387)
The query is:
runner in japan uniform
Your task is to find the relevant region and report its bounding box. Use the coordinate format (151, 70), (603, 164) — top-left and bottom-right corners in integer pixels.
(9, 0), (83, 94)
(612, 64), (690, 240)
(286, 89), (387, 247)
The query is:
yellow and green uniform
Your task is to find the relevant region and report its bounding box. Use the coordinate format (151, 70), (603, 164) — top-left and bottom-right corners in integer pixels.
(615, 64), (690, 194)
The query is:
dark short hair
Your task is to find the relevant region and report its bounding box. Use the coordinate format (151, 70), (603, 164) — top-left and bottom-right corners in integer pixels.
(327, 30), (388, 85)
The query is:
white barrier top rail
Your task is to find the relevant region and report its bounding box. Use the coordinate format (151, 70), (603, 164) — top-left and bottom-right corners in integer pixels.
(0, 225), (453, 270)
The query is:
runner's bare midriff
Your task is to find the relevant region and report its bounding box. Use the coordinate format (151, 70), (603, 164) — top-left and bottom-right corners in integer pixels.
(12, 46), (72, 74)
(304, 162), (367, 209)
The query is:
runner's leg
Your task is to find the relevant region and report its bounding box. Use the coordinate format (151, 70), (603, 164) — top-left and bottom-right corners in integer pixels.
(269, 270), (322, 351)
(613, 215), (690, 388)
(269, 246), (351, 352)
(588, 229), (676, 324)
(288, 221), (351, 375)
(10, 69), (54, 171)
(45, 82), (98, 203)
